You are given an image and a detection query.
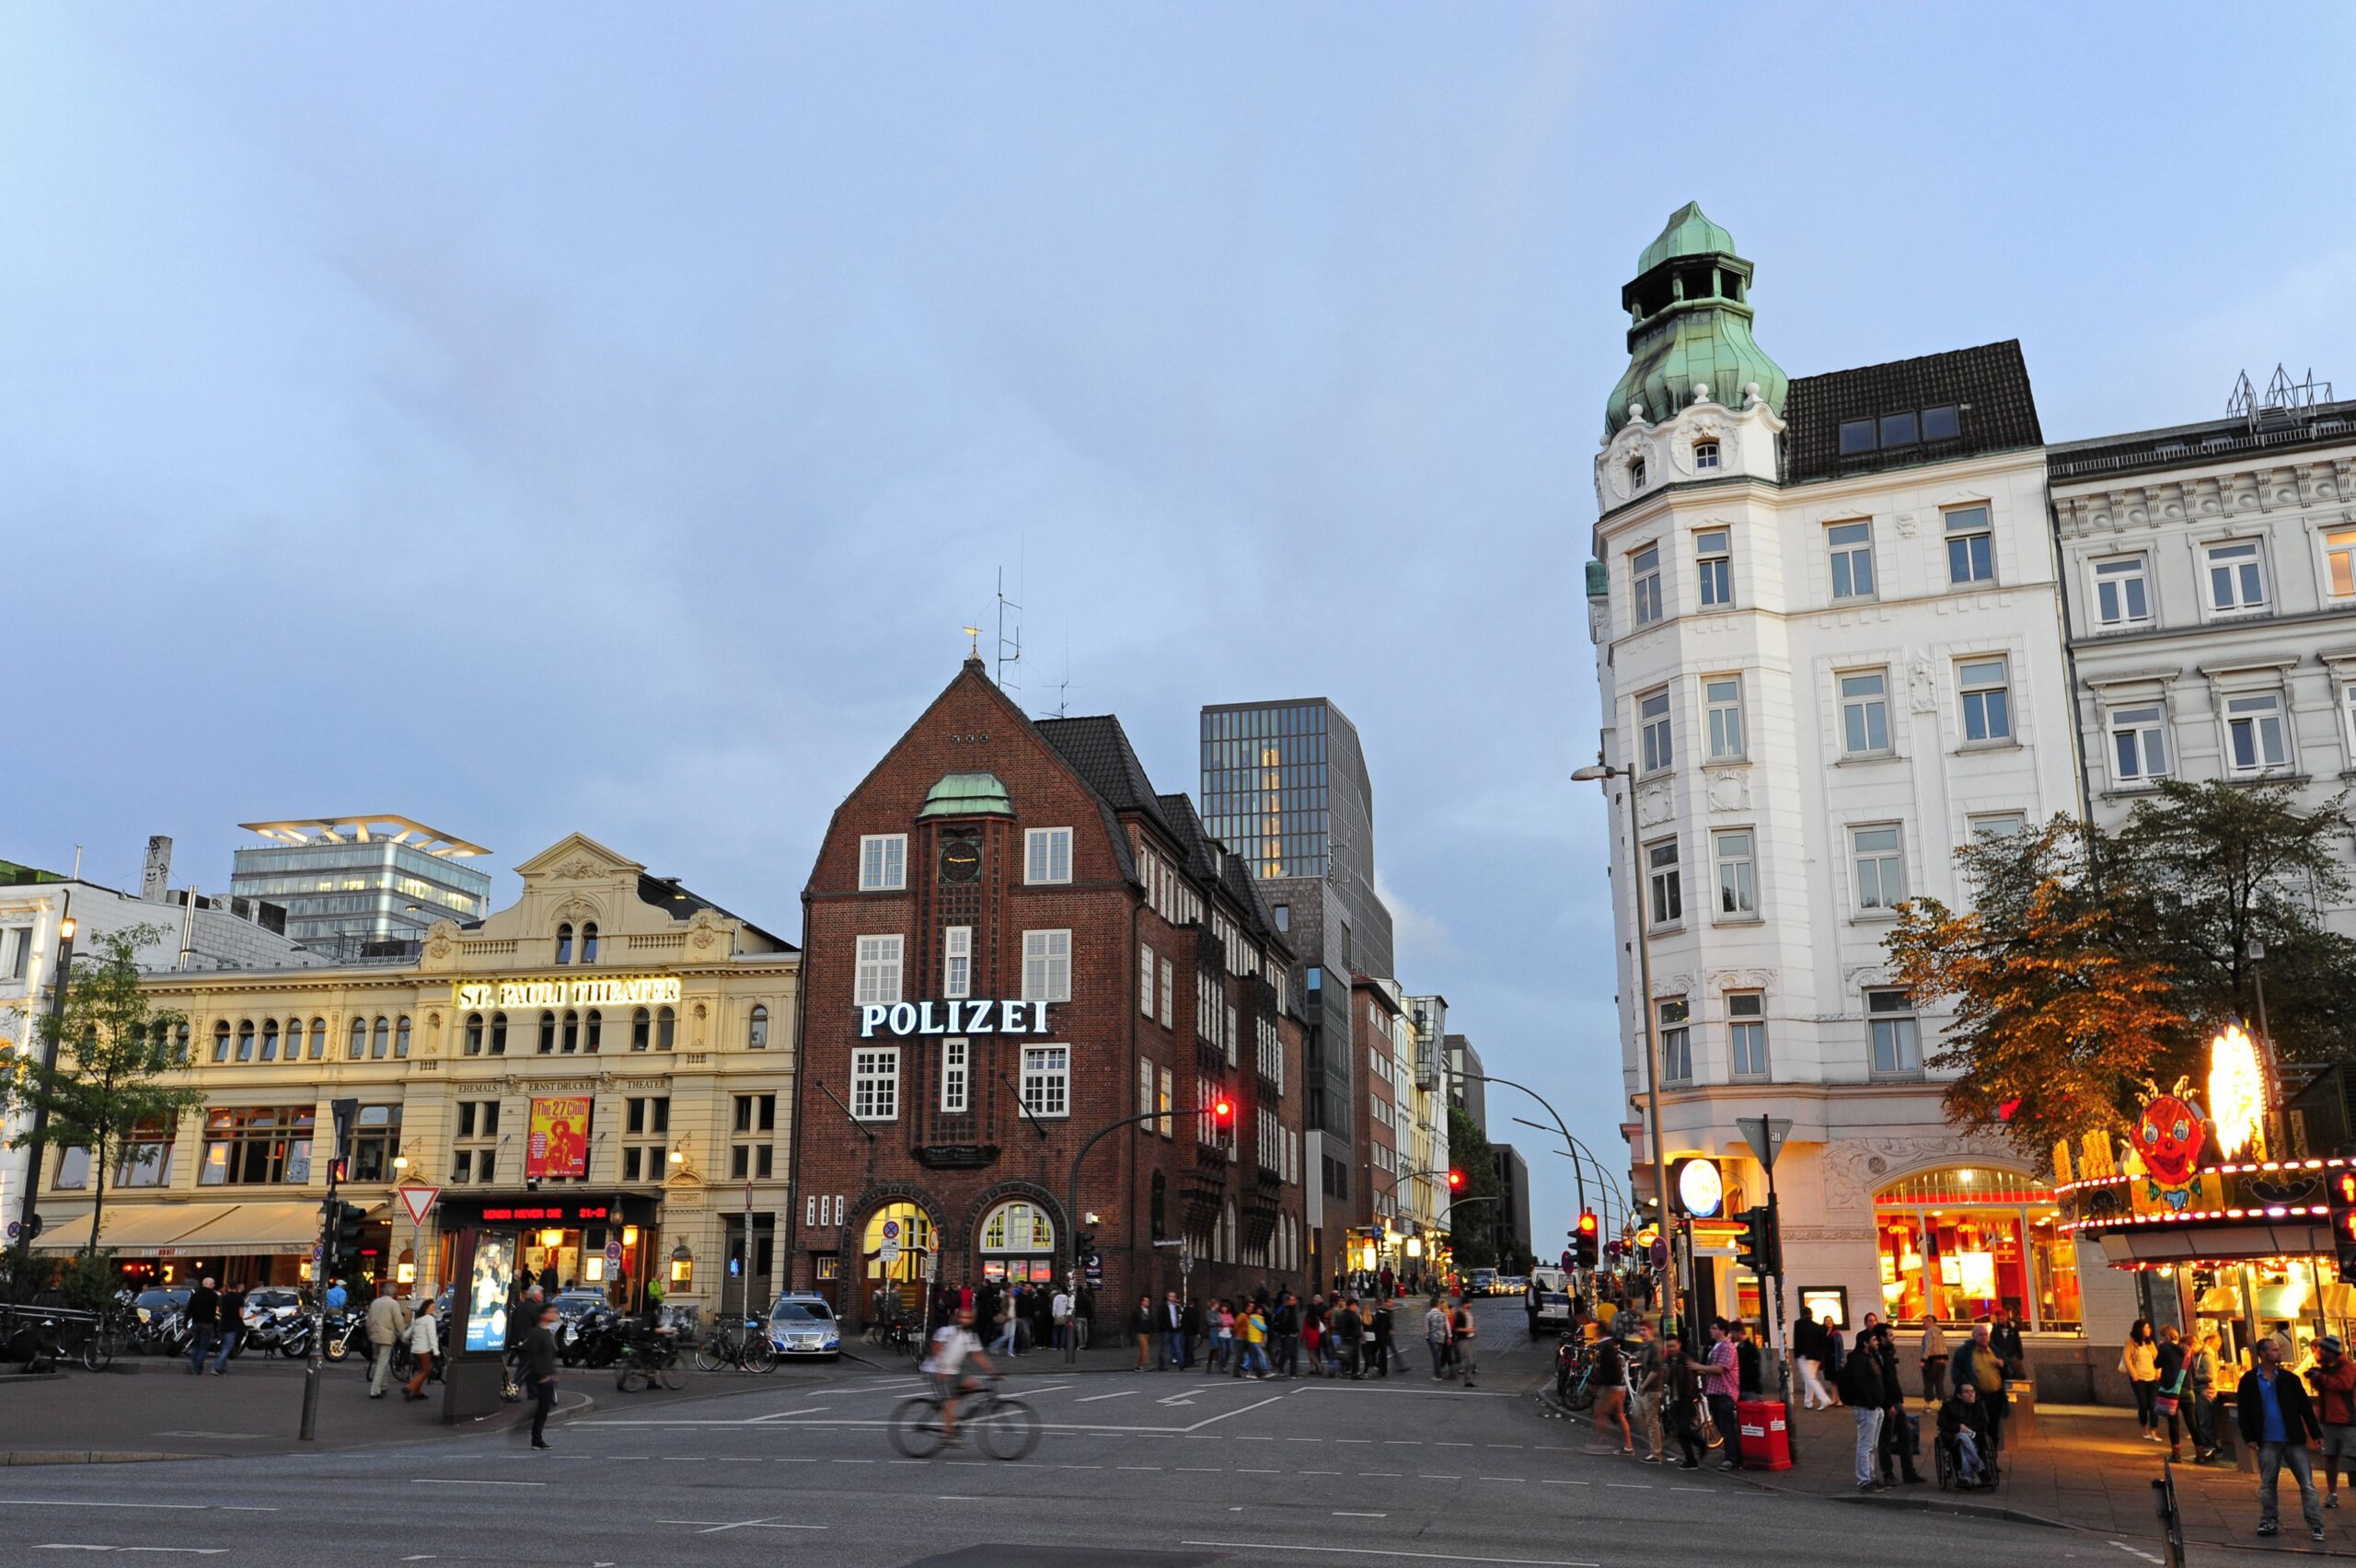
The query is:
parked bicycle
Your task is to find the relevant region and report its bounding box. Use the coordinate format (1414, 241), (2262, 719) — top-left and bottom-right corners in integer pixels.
(695, 1317), (777, 1374)
(888, 1377), (1040, 1460)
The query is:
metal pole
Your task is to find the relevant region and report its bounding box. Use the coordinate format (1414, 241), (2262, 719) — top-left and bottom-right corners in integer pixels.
(1619, 785), (1676, 1329)
(299, 1174), (336, 1440)
(9, 897), (75, 1284)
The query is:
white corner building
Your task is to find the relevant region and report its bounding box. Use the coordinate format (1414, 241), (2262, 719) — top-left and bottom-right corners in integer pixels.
(1584, 205), (2110, 1370)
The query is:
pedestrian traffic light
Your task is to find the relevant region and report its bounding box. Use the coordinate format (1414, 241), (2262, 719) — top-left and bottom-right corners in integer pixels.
(1573, 1211), (1599, 1268)
(1733, 1205), (1777, 1274)
(2330, 1169), (2356, 1279)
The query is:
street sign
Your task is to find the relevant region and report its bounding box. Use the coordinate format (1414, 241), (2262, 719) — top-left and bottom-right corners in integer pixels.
(879, 1239), (902, 1266)
(605, 1238), (624, 1268)
(1738, 1115), (1792, 1172)
(1084, 1251), (1103, 1285)
(397, 1185), (440, 1227)
(923, 1250), (940, 1283)
(882, 1219), (901, 1241)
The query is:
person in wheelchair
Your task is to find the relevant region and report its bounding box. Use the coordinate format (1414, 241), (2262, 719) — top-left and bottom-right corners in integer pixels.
(1938, 1380), (1995, 1488)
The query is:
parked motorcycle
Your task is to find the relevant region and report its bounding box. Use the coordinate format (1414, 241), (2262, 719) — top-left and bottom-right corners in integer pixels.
(324, 1313), (364, 1364)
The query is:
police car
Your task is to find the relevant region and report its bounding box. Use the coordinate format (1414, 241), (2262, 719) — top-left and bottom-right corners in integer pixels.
(768, 1293), (843, 1360)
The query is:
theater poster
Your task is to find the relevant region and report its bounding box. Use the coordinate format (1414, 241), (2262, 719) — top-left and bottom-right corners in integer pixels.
(526, 1096), (592, 1180)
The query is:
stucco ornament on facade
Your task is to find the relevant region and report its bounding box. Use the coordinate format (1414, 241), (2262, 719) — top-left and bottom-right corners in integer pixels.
(1819, 1135), (2015, 1217)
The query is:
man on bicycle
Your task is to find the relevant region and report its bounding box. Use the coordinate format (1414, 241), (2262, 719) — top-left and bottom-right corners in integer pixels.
(923, 1306), (996, 1442)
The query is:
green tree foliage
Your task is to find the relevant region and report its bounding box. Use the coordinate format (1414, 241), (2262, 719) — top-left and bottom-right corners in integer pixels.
(0, 926), (202, 1255)
(1886, 817), (2186, 1163)
(2109, 779), (2356, 1061)
(1446, 1103), (1502, 1271)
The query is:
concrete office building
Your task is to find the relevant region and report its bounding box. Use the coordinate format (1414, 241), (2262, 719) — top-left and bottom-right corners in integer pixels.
(232, 815), (491, 960)
(1492, 1143), (1533, 1270)
(1447, 1033), (1487, 1136)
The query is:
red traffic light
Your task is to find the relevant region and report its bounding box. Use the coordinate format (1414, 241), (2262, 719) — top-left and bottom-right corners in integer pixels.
(1576, 1212), (1598, 1237)
(1447, 1169), (1465, 1190)
(1212, 1099), (1234, 1125)
(2335, 1171), (2356, 1206)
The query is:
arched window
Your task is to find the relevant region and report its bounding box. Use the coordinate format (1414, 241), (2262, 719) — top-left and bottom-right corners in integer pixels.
(583, 1009), (602, 1054)
(213, 1020), (230, 1062)
(371, 1017), (389, 1058)
(1693, 439), (1720, 471)
(282, 1020), (300, 1059)
(172, 1022), (191, 1065)
(863, 1204), (934, 1286)
(237, 1020), (255, 1062)
(394, 1016), (411, 1058)
(465, 1013), (485, 1056)
(561, 1009), (580, 1054)
(538, 1011), (557, 1055)
(656, 1006), (676, 1051)
(1630, 456), (1647, 490)
(309, 1018), (327, 1060)
(748, 1006), (769, 1050)
(1872, 1164), (2077, 1331)
(260, 1020), (280, 1061)
(489, 1011), (508, 1055)
(555, 923), (574, 965)
(581, 922), (599, 963)
(979, 1201), (1056, 1255)
(349, 1019), (366, 1059)
(631, 1008), (651, 1051)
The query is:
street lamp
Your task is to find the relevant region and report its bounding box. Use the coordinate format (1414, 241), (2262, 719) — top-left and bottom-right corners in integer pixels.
(1569, 762), (1679, 1321)
(9, 901), (76, 1280)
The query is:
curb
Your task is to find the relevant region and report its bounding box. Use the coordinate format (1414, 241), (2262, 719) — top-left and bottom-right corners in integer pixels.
(1825, 1490), (2068, 1529)
(0, 1451), (200, 1466)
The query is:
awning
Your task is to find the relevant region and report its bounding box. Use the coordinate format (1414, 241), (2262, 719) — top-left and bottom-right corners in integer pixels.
(158, 1201), (324, 1259)
(25, 1206), (98, 1254)
(2096, 1220), (2329, 1266)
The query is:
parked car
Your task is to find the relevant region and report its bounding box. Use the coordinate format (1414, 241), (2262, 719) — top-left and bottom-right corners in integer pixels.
(552, 1290), (611, 1321)
(1468, 1268), (1497, 1297)
(132, 1287), (191, 1325)
(767, 1294), (842, 1360)
(1526, 1267), (1572, 1335)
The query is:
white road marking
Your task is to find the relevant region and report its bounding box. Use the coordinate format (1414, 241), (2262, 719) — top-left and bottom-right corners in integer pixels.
(35, 1549), (227, 1556)
(654, 1516), (826, 1535)
(2110, 1548), (2165, 1566)
(1183, 1394), (1288, 1431)
(410, 1480), (547, 1487)
(1184, 1542), (1598, 1566)
(1075, 1390), (1137, 1403)
(0, 1506), (226, 1514)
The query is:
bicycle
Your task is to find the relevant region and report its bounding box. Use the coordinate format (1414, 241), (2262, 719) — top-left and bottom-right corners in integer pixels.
(888, 1377), (1040, 1461)
(694, 1318), (778, 1374)
(614, 1327), (687, 1392)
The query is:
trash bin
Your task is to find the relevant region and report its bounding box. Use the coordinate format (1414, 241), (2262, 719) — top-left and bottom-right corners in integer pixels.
(1736, 1398), (1793, 1471)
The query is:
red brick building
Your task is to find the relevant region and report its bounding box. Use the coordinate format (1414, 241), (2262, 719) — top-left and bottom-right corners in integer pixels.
(788, 660), (1309, 1325)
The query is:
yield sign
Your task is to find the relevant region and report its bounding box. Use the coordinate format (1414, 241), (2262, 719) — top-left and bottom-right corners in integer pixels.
(397, 1185), (441, 1227)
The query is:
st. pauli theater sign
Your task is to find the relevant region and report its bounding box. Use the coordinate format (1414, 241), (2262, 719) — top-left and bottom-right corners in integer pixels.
(451, 975), (683, 1009)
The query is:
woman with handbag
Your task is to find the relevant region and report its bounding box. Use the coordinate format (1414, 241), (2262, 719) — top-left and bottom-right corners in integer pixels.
(2153, 1324), (2187, 1460)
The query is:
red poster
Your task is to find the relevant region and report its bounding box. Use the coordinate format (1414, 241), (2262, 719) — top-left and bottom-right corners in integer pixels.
(527, 1096), (593, 1179)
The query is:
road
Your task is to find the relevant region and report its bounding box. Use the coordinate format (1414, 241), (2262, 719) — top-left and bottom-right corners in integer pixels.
(0, 1300), (2274, 1565)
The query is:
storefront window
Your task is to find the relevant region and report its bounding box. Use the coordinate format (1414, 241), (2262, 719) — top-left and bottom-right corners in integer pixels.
(1873, 1165), (2078, 1331)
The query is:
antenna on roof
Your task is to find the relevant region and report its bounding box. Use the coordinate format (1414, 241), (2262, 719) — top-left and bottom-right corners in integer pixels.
(1044, 628), (1071, 720)
(994, 567), (1023, 698)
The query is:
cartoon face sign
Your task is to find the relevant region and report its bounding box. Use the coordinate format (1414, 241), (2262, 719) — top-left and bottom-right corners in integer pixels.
(2132, 1094), (2206, 1187)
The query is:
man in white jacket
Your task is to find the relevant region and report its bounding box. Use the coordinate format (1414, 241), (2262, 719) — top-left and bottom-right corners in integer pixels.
(366, 1285), (413, 1400)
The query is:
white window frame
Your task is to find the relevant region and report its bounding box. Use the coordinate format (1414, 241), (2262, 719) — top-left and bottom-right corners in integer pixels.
(1139, 1057), (1155, 1122)
(1695, 527), (1732, 608)
(854, 935), (904, 1006)
(1712, 828), (1757, 920)
(1159, 958), (1173, 1029)
(1159, 1066), (1173, 1140)
(1020, 1044), (1071, 1119)
(1703, 674), (1744, 760)
(2327, 527), (2356, 602)
(1969, 812), (2028, 839)
(2343, 681), (2356, 758)
(2091, 554), (2153, 628)
(942, 926), (971, 999)
(1657, 997), (1692, 1085)
(1943, 504), (1993, 585)
(941, 1038), (969, 1114)
(850, 1046), (901, 1121)
(1839, 669), (1892, 757)
(1692, 439), (1720, 473)
(1637, 686), (1672, 775)
(1140, 943), (1156, 1017)
(1024, 827), (1073, 884)
(2223, 689), (2291, 776)
(1852, 823), (1905, 914)
(858, 834), (907, 892)
(1958, 656), (2014, 744)
(1022, 928), (1072, 1003)
(1827, 520), (1877, 602)
(1645, 836), (1682, 929)
(2107, 702), (2171, 785)
(1866, 989), (1921, 1077)
(1632, 543), (1664, 628)
(2203, 539), (2269, 616)
(1727, 991), (1768, 1079)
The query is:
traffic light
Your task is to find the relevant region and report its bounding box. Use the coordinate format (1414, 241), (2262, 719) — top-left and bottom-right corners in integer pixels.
(1074, 1231), (1095, 1262)
(2331, 1170), (2356, 1280)
(329, 1200), (365, 1278)
(1447, 1169), (1466, 1192)
(1211, 1098), (1235, 1130)
(1733, 1205), (1778, 1274)
(1573, 1211), (1599, 1268)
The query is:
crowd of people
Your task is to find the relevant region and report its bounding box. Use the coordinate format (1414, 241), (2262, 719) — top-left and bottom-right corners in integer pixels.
(1113, 1287), (1478, 1381)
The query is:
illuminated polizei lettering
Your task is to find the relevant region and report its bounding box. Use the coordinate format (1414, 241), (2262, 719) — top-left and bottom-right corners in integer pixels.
(918, 1001), (941, 1033)
(860, 1005), (888, 1035)
(452, 976), (683, 1011)
(888, 1002), (918, 1034)
(857, 998), (1047, 1038)
(968, 1000), (995, 1034)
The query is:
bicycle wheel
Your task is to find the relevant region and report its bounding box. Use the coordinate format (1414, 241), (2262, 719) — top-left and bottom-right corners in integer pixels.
(617, 1363), (645, 1393)
(972, 1395), (1040, 1461)
(695, 1336), (726, 1373)
(82, 1332), (114, 1374)
(658, 1359), (687, 1391)
(746, 1337), (778, 1374)
(887, 1396), (947, 1458)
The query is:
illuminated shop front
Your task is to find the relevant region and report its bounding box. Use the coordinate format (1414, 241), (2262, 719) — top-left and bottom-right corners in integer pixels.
(435, 1193), (664, 1307)
(1874, 1166), (2080, 1330)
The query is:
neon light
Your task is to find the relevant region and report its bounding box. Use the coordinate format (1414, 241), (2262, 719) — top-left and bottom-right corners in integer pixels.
(2209, 1024), (2267, 1161)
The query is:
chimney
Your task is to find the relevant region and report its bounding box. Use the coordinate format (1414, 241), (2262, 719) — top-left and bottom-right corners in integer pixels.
(143, 836), (174, 902)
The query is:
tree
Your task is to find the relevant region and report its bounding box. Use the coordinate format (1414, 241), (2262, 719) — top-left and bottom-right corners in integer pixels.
(1, 926), (202, 1256)
(1445, 1104), (1502, 1271)
(1886, 817), (2186, 1164)
(2109, 779), (2356, 1064)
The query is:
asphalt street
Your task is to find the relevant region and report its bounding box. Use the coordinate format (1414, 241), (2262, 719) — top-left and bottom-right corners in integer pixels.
(0, 1301), (2290, 1566)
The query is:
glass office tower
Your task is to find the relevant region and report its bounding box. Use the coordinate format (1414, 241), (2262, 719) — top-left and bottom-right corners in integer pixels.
(232, 816), (491, 960)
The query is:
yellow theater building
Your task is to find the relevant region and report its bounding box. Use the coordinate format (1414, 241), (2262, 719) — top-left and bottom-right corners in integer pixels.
(28, 834), (799, 1315)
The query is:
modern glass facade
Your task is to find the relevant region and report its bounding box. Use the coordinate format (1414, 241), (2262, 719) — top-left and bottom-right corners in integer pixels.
(232, 818), (491, 959)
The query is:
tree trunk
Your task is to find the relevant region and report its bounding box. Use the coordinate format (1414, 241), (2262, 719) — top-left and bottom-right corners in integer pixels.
(87, 1137), (109, 1259)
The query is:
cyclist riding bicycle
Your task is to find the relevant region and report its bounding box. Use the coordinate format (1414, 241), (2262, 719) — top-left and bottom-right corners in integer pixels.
(923, 1307), (997, 1442)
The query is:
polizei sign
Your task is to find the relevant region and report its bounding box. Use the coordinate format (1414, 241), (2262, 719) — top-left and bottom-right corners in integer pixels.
(859, 999), (1053, 1038)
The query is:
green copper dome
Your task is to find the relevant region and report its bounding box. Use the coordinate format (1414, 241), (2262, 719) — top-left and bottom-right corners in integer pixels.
(918, 771), (1014, 819)
(1604, 202), (1788, 440)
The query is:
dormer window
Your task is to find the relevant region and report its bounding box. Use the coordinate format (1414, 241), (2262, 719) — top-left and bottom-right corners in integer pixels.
(1692, 440), (1719, 471)
(1629, 457), (1647, 490)
(1839, 419), (1876, 455)
(1879, 411), (1919, 447)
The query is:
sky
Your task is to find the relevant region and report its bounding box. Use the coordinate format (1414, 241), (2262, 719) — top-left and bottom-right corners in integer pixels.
(6, 3), (2353, 1251)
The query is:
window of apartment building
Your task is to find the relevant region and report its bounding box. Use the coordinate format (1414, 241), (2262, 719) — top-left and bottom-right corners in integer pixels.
(115, 1121), (174, 1188)
(731, 1142), (776, 1180)
(1839, 418), (1876, 455)
(1022, 929), (1072, 1003)
(1024, 827), (1073, 885)
(1138, 1056), (1154, 1124)
(2328, 527), (2356, 600)
(1867, 989), (1922, 1075)
(1140, 943), (1155, 1016)
(1852, 824), (1905, 913)
(851, 1047), (900, 1121)
(2225, 690), (2290, 775)
(259, 1019), (279, 1061)
(1159, 958), (1173, 1029)
(1945, 505), (1993, 585)
(855, 935), (904, 1006)
(556, 923), (573, 965)
(1021, 1044), (1071, 1118)
(1159, 1066), (1173, 1139)
(198, 1106), (314, 1186)
(859, 834), (907, 892)
(347, 1019), (364, 1059)
(748, 1005), (768, 1050)
(53, 1146), (90, 1189)
(452, 1101), (500, 1183)
(2204, 540), (2269, 614)
(1695, 528), (1732, 608)
(233, 1020), (254, 1062)
(2343, 683), (2356, 757)
(1632, 544), (1664, 628)
(1840, 670), (1892, 756)
(2, 927), (29, 981)
(1969, 812), (2029, 839)
(349, 1105), (401, 1182)
(581, 922), (598, 963)
(942, 1038), (970, 1113)
(1645, 837), (1682, 928)
(1713, 829), (1757, 919)
(1693, 440), (1720, 472)
(2092, 555), (2153, 628)
(1958, 657), (2014, 743)
(2108, 703), (2170, 783)
(1638, 687), (1673, 774)
(1881, 410), (1919, 447)
(1224, 1005), (1239, 1067)
(733, 1093), (777, 1136)
(1704, 675), (1744, 760)
(1728, 992), (1768, 1078)
(1828, 521), (1877, 601)
(942, 927), (971, 999)
(1629, 456), (1646, 490)
(212, 1021), (229, 1063)
(1658, 998), (1692, 1084)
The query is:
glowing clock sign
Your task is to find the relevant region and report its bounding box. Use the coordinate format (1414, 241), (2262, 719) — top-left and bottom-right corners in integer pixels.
(1674, 1156), (1725, 1219)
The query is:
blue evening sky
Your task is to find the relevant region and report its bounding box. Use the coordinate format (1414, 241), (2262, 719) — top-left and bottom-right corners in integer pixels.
(6, 3), (2350, 1244)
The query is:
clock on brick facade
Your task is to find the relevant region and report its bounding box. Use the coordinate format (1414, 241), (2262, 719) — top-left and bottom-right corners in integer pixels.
(939, 834), (981, 882)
